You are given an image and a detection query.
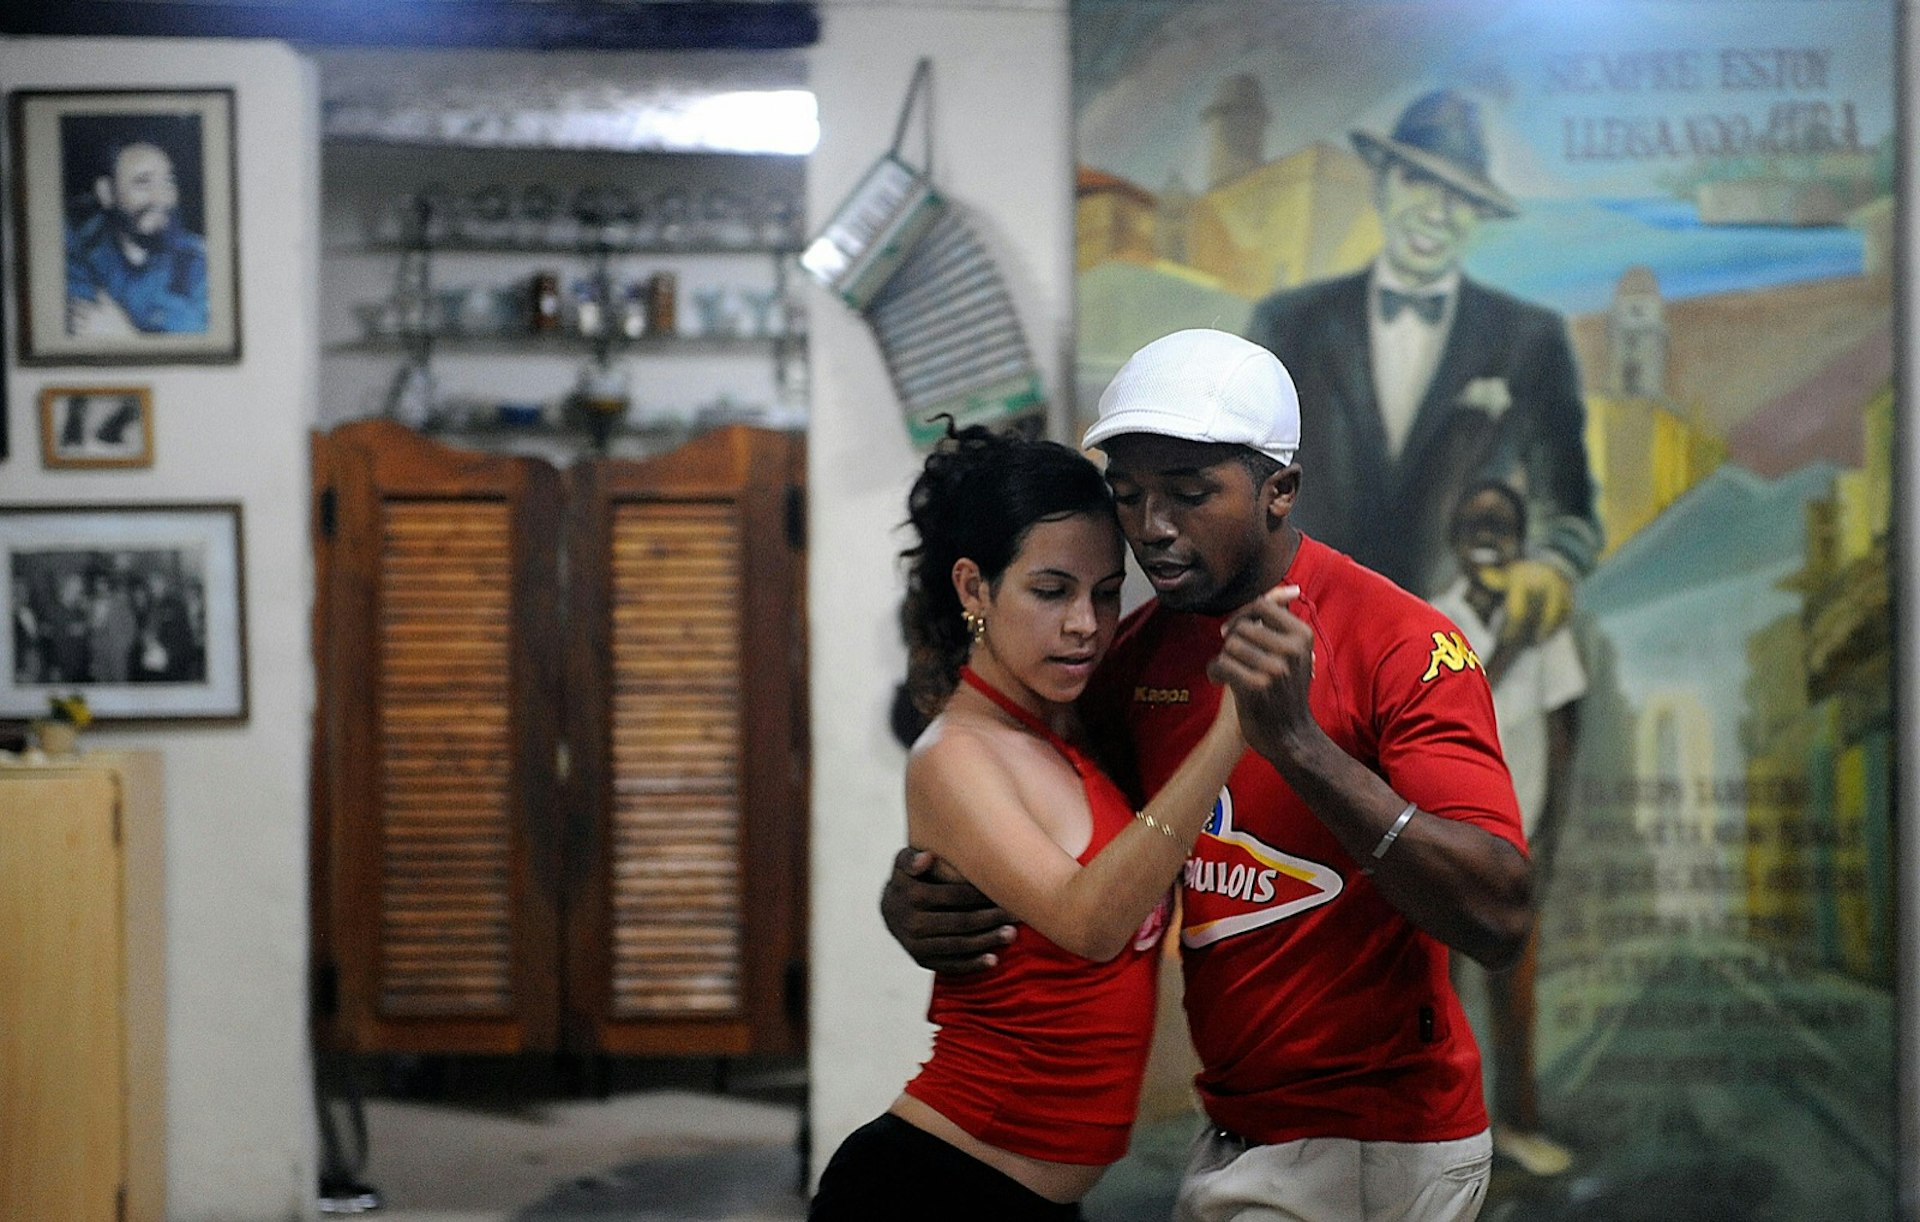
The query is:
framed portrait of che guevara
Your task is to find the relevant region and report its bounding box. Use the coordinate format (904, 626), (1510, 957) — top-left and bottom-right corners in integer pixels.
(9, 88), (241, 365)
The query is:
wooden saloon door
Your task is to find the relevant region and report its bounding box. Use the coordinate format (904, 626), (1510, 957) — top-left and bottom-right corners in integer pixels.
(312, 421), (807, 1057)
(313, 421), (564, 1053)
(565, 427), (808, 1057)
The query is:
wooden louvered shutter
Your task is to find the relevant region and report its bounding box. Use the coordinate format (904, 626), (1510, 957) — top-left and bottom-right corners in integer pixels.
(565, 426), (808, 1056)
(312, 421), (562, 1053)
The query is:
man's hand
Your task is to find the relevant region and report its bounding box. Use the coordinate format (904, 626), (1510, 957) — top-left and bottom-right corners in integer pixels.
(68, 292), (137, 338)
(1206, 585), (1318, 766)
(1481, 558), (1573, 650)
(879, 847), (1015, 976)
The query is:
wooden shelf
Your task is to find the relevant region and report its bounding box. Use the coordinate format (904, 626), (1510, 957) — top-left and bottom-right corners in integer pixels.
(328, 332), (798, 355)
(331, 238), (800, 257)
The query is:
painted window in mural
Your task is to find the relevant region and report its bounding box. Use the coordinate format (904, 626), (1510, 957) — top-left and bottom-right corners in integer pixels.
(1073, 1), (1895, 1217)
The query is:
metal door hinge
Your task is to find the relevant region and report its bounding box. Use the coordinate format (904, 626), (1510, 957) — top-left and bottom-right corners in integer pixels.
(784, 485), (805, 550)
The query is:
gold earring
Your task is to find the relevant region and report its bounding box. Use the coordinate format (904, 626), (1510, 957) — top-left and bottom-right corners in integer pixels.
(962, 610), (986, 643)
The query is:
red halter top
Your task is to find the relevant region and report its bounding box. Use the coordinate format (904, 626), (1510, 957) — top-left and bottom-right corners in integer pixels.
(901, 667), (1170, 1165)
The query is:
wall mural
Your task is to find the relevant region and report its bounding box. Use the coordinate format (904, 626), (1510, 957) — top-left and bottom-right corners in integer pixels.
(1072, 1), (1895, 1217)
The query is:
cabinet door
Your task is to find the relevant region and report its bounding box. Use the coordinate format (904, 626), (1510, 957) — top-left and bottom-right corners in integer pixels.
(0, 771), (125, 1222)
(313, 420), (564, 1053)
(565, 426), (808, 1056)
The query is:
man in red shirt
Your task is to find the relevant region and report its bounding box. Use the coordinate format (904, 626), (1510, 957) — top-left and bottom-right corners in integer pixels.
(885, 329), (1532, 1221)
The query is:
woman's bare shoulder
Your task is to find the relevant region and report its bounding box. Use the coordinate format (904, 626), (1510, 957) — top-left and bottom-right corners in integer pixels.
(907, 709), (1013, 782)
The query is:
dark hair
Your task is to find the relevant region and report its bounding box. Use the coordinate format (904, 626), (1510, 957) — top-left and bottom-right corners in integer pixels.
(900, 420), (1116, 715)
(1234, 447), (1284, 489)
(1449, 477), (1529, 539)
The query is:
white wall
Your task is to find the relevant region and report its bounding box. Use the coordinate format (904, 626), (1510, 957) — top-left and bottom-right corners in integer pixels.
(803, 0), (1074, 1180)
(0, 37), (321, 1221)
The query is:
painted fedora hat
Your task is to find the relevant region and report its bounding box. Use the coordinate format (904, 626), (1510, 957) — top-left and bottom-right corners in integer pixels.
(1350, 90), (1518, 218)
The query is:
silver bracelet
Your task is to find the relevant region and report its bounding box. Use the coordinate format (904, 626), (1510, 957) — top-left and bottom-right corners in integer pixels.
(1368, 802), (1419, 864)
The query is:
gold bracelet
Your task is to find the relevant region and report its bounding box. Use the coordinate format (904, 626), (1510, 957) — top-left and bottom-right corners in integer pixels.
(1134, 809), (1178, 840)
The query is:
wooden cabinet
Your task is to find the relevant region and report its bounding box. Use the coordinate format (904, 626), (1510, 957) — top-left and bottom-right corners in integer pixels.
(310, 421), (807, 1058)
(0, 752), (166, 1222)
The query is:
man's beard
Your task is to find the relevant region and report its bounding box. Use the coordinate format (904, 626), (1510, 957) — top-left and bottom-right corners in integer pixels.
(111, 209), (172, 253)
(1157, 563), (1268, 617)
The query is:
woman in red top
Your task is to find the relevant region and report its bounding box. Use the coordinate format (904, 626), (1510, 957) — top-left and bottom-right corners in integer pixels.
(808, 424), (1251, 1221)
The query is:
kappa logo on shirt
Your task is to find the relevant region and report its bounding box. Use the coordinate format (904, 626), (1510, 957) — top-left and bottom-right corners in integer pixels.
(1421, 631), (1483, 683)
(1134, 685), (1190, 706)
(1180, 785), (1344, 948)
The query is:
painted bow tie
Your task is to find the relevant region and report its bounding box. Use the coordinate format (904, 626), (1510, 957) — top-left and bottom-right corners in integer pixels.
(1378, 288), (1445, 324)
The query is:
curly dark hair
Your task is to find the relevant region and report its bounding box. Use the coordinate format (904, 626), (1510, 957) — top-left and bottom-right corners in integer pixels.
(900, 420), (1117, 716)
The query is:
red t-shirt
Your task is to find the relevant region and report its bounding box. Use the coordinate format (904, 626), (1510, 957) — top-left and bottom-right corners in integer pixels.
(1087, 534), (1524, 1145)
(903, 671), (1171, 1165)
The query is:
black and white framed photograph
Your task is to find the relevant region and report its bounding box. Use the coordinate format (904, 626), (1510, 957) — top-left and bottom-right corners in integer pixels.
(38, 385), (153, 469)
(2, 504), (247, 722)
(10, 88), (240, 364)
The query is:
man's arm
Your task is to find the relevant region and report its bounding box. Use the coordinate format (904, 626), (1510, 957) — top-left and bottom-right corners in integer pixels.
(1210, 594), (1532, 968)
(878, 847), (1015, 976)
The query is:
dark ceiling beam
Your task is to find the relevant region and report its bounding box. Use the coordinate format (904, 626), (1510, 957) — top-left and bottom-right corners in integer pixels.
(0, 2), (820, 51)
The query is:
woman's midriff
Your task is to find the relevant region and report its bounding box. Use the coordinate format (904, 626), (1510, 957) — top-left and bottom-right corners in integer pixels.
(887, 1093), (1109, 1204)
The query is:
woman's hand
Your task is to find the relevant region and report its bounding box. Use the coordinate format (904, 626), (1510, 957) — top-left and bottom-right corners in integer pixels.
(1208, 584), (1318, 765)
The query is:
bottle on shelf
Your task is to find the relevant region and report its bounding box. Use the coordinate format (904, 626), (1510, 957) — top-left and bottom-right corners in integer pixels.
(646, 271), (678, 336)
(570, 278), (606, 339)
(531, 270), (562, 333)
(619, 282), (649, 340)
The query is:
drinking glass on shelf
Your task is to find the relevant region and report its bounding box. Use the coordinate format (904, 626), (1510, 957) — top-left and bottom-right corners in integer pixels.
(600, 186), (638, 248)
(654, 190), (691, 248)
(739, 287), (781, 338)
(517, 184), (558, 247)
(759, 190), (801, 247)
(701, 189), (752, 248)
(565, 186), (605, 248)
(456, 284), (501, 335)
(623, 192), (657, 248)
(691, 286), (742, 338)
(464, 185), (513, 245)
(493, 283), (531, 333)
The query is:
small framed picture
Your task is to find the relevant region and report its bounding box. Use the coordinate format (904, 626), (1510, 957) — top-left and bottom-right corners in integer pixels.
(9, 88), (240, 364)
(1, 504), (247, 723)
(38, 385), (154, 469)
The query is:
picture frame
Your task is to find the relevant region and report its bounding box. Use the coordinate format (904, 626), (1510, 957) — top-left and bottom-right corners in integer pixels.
(38, 385), (154, 469)
(9, 88), (240, 365)
(2, 503), (247, 722)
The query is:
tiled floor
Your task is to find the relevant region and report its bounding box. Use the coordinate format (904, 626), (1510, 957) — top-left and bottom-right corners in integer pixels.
(326, 1053), (1198, 1221)
(341, 1082), (808, 1222)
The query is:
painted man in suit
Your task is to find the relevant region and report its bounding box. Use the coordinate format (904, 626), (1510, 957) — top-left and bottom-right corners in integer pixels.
(1246, 90), (1600, 649)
